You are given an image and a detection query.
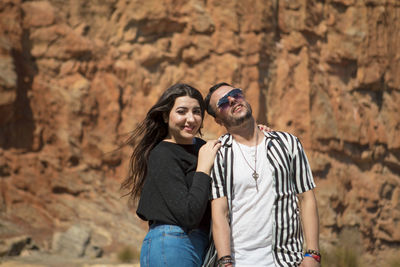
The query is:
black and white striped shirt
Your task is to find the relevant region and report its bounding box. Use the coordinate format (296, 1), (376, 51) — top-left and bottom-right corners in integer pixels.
(210, 131), (316, 267)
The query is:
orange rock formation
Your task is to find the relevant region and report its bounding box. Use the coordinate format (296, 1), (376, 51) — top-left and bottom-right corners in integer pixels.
(0, 0), (399, 264)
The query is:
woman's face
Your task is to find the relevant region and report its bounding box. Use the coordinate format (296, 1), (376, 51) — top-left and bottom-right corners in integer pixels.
(165, 96), (203, 144)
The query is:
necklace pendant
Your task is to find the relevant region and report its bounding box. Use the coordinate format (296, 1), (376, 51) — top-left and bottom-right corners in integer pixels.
(252, 172), (259, 192)
(252, 171), (259, 180)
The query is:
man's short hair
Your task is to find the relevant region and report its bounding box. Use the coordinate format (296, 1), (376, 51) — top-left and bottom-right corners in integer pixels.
(205, 82), (232, 117)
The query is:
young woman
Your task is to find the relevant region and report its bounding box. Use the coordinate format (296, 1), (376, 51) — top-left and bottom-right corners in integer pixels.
(121, 83), (220, 267)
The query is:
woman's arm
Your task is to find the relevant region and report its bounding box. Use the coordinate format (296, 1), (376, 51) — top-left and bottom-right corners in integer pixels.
(148, 141), (219, 229)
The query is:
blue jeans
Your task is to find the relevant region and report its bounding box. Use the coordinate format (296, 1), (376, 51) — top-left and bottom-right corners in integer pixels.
(140, 223), (209, 267)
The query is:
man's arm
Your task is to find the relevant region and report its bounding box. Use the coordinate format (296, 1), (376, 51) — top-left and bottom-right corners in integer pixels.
(211, 197), (231, 261)
(299, 189), (320, 267)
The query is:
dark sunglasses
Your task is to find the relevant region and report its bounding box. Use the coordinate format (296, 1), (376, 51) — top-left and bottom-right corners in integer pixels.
(217, 88), (244, 110)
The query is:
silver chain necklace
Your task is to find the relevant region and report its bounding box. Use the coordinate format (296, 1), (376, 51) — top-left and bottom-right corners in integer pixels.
(234, 130), (259, 191)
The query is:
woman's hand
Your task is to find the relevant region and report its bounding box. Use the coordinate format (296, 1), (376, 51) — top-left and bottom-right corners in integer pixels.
(196, 140), (221, 175)
(258, 124), (273, 132)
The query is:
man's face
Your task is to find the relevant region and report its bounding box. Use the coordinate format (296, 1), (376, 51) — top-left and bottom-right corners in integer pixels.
(210, 85), (252, 127)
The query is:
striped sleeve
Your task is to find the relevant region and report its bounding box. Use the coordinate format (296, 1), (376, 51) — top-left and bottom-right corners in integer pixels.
(292, 136), (315, 193)
(210, 149), (226, 199)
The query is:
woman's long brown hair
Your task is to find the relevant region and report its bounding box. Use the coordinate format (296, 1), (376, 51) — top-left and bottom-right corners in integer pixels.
(121, 83), (205, 202)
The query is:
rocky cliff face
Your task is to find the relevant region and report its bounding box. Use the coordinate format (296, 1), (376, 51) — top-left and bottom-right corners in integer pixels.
(0, 0), (399, 264)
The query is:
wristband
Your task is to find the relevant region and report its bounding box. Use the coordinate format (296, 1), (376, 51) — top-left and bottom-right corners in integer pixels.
(304, 253), (321, 263)
(304, 248), (321, 263)
(304, 249), (321, 256)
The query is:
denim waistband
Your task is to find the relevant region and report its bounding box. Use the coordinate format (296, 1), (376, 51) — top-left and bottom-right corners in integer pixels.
(148, 221), (205, 235)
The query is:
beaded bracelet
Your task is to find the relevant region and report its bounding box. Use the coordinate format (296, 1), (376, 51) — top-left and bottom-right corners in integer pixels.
(217, 255), (234, 266)
(305, 249), (321, 256)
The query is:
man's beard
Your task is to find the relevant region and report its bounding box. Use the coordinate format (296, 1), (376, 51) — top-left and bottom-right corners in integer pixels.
(224, 103), (252, 127)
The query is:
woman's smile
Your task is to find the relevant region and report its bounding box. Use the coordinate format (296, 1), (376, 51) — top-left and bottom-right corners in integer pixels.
(165, 96), (202, 144)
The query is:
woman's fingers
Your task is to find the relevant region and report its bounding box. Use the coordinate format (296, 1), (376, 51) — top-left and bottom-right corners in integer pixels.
(258, 124), (273, 132)
(197, 140), (221, 174)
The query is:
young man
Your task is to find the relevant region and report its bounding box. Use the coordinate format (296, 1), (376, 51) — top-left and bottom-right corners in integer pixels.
(205, 82), (320, 267)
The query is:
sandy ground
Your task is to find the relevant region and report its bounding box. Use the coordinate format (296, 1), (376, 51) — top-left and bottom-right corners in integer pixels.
(0, 253), (140, 267)
(0, 264), (139, 267)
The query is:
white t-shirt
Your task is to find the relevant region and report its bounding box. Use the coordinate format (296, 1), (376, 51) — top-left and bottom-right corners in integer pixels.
(231, 137), (276, 267)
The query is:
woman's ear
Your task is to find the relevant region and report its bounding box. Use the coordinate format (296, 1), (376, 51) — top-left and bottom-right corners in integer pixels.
(163, 113), (168, 124)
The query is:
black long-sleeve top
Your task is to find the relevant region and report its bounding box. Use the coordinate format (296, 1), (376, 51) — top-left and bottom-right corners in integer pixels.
(136, 138), (211, 231)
